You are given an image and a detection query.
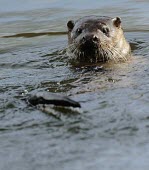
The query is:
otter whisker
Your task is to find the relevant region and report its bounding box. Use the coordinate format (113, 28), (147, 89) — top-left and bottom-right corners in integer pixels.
(102, 43), (124, 62)
(95, 50), (98, 63)
(110, 46), (128, 62)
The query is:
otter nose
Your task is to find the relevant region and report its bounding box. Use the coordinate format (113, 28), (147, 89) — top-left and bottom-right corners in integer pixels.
(82, 36), (86, 43)
(92, 35), (99, 43)
(82, 35), (99, 44)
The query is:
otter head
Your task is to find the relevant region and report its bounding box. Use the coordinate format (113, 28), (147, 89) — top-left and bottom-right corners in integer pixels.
(67, 16), (130, 64)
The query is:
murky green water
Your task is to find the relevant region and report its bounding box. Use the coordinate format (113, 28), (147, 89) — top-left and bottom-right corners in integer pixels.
(0, 0), (149, 170)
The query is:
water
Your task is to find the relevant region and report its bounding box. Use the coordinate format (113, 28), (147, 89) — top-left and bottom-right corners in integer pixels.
(0, 0), (149, 170)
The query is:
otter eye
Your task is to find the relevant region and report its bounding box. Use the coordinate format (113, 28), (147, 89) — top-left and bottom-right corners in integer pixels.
(102, 27), (109, 35)
(76, 28), (82, 34)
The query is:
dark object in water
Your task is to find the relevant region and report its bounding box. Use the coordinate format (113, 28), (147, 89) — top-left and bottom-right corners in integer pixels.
(28, 91), (81, 108)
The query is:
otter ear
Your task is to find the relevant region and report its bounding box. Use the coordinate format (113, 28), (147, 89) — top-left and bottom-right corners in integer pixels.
(112, 17), (121, 28)
(67, 20), (75, 32)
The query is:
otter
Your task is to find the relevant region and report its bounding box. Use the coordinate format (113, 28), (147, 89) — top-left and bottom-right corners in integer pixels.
(66, 16), (131, 64)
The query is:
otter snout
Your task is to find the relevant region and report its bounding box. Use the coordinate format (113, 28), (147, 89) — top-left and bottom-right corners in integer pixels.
(80, 34), (99, 50)
(82, 34), (99, 43)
